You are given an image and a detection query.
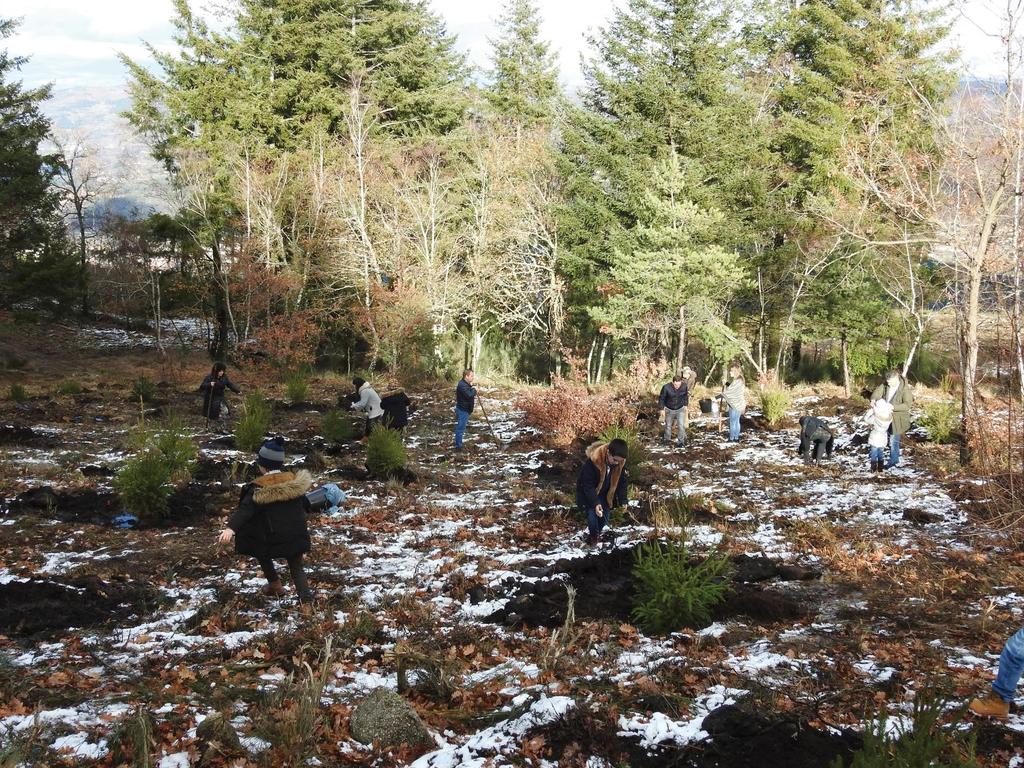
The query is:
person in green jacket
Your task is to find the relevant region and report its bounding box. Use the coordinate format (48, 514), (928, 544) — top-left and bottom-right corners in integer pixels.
(870, 369), (913, 469)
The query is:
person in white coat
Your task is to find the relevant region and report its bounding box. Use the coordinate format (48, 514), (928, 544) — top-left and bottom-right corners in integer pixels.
(863, 399), (893, 472)
(350, 377), (384, 437)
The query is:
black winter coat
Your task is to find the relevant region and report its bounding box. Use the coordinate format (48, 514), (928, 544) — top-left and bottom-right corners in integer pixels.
(575, 458), (629, 512)
(798, 417), (834, 457)
(658, 382), (689, 410)
(456, 379), (476, 413)
(228, 470), (312, 559)
(380, 390), (411, 429)
(199, 373), (240, 419)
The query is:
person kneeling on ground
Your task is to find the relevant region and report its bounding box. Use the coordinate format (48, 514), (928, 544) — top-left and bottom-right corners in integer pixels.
(217, 436), (314, 605)
(797, 415), (834, 465)
(350, 377), (384, 437)
(659, 372), (689, 447)
(575, 438), (629, 546)
(380, 388), (413, 432)
(863, 399), (894, 472)
(969, 626), (1024, 718)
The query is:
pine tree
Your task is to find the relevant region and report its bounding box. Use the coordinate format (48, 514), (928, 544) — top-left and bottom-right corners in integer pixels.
(600, 152), (750, 364)
(486, 0), (559, 127)
(557, 0), (770, 362)
(0, 18), (66, 307)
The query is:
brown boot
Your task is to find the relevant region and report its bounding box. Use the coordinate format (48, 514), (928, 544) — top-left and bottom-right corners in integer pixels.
(969, 693), (1010, 719)
(261, 580), (285, 597)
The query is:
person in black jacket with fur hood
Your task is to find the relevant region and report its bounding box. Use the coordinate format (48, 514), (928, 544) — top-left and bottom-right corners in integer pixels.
(217, 437), (313, 604)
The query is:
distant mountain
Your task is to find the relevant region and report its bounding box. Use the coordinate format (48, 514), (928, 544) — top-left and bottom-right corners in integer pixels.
(43, 85), (173, 212)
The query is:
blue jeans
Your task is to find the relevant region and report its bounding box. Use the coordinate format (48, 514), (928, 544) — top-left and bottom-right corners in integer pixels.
(869, 446), (884, 465)
(887, 433), (902, 467)
(454, 407), (470, 449)
(585, 507), (609, 537)
(728, 406), (741, 441)
(993, 626), (1024, 702)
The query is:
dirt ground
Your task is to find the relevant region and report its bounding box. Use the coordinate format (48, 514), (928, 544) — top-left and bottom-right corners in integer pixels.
(2, 317), (1024, 767)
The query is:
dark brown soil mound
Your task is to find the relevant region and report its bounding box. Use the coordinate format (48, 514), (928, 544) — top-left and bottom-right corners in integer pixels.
(0, 576), (156, 638)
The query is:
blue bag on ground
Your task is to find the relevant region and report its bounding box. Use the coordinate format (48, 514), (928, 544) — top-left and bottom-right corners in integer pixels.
(306, 483), (346, 514)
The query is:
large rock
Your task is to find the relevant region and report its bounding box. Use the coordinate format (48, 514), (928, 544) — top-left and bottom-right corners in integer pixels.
(349, 688), (432, 749)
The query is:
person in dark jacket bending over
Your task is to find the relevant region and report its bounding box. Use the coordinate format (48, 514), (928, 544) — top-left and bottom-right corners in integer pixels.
(576, 438), (629, 545)
(659, 372), (690, 447)
(217, 436), (314, 604)
(199, 362), (240, 421)
(797, 415), (834, 465)
(454, 369), (476, 451)
(870, 369), (914, 468)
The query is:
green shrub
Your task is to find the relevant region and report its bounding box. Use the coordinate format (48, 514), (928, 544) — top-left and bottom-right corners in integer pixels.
(833, 694), (979, 768)
(758, 386), (792, 427)
(366, 426), (407, 478)
(7, 383), (27, 403)
(154, 418), (198, 482)
(118, 418), (198, 522)
(115, 450), (173, 523)
(919, 400), (958, 444)
(322, 409), (358, 442)
(56, 379), (84, 396)
(131, 376), (157, 403)
(631, 541), (731, 634)
(653, 493), (711, 529)
(598, 423), (649, 479)
(235, 393), (273, 453)
(285, 371), (310, 404)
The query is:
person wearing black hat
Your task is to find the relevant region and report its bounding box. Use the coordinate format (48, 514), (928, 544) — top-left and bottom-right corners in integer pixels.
(217, 436), (314, 604)
(576, 438), (629, 545)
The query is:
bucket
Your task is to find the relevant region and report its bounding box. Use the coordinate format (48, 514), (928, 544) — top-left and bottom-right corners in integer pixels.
(699, 398), (714, 414)
(305, 486), (328, 507)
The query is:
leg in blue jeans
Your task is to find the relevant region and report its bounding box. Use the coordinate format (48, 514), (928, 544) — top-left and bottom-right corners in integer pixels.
(728, 407), (740, 441)
(585, 507), (609, 537)
(869, 446), (883, 466)
(887, 432), (901, 467)
(454, 407), (470, 449)
(993, 626), (1024, 702)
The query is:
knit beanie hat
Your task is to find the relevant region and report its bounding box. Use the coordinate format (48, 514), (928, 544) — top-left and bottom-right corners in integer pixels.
(257, 436), (286, 470)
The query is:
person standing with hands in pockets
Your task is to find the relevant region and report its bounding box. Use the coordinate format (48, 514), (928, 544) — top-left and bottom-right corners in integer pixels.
(454, 368), (476, 452)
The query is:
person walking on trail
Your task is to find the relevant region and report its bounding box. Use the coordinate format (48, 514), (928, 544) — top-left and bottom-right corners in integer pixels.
(350, 377), (384, 437)
(969, 626), (1024, 718)
(863, 399), (894, 472)
(870, 369), (913, 468)
(797, 415), (834, 465)
(681, 366), (698, 432)
(199, 362), (240, 421)
(454, 369), (476, 451)
(721, 365), (746, 442)
(217, 436), (314, 605)
(575, 438), (629, 546)
(659, 373), (690, 447)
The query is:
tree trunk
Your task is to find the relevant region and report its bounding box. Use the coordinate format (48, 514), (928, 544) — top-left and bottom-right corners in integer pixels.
(595, 336), (609, 385)
(586, 337), (597, 385)
(840, 333), (851, 398)
(210, 238), (230, 361)
(960, 258), (983, 466)
(675, 305), (687, 372)
(76, 202), (89, 316)
(791, 337), (802, 372)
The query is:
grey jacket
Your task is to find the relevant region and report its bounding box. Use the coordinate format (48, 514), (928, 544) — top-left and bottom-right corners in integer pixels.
(351, 383), (384, 419)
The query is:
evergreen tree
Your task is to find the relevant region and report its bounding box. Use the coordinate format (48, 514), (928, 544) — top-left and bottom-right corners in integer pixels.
(600, 152), (750, 363)
(123, 0), (469, 154)
(0, 18), (64, 307)
(486, 0), (559, 126)
(557, 0), (771, 364)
